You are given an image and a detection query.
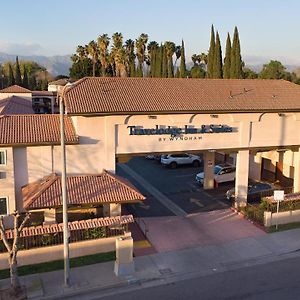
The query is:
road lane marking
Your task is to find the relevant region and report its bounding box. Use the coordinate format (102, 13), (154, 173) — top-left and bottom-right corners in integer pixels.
(217, 200), (229, 207)
(202, 191), (213, 198)
(190, 198), (204, 207)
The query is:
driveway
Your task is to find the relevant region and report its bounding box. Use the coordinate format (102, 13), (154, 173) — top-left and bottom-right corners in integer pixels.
(117, 157), (265, 253)
(141, 210), (265, 252)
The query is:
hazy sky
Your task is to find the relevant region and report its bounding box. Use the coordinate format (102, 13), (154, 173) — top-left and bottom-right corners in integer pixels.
(1, 0), (300, 65)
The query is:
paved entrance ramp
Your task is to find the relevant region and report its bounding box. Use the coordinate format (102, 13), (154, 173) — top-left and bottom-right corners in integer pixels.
(142, 209), (266, 252)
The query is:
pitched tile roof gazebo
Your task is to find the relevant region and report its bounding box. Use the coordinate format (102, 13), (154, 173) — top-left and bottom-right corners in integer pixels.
(22, 170), (145, 210)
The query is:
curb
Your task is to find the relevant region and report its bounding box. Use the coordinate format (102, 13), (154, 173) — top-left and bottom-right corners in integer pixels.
(230, 207), (267, 232)
(35, 275), (163, 300)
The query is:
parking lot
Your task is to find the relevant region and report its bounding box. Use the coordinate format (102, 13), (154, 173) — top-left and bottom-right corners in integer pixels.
(117, 156), (234, 218)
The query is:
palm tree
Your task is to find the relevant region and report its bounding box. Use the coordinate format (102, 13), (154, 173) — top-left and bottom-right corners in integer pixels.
(174, 45), (181, 69)
(164, 41), (175, 78)
(87, 40), (99, 77)
(97, 34), (110, 76)
(199, 52), (208, 70)
(115, 47), (127, 77)
(75, 45), (88, 75)
(135, 33), (148, 77)
(191, 54), (199, 66)
(125, 39), (135, 77)
(111, 32), (124, 77)
(147, 41), (159, 77)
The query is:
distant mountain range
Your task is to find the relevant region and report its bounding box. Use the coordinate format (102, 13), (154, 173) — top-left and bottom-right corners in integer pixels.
(0, 52), (72, 76)
(0, 52), (299, 78)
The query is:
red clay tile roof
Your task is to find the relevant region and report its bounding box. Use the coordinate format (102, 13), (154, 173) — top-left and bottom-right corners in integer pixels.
(0, 115), (78, 146)
(22, 170), (145, 210)
(64, 77), (300, 115)
(1, 215), (134, 239)
(0, 96), (34, 115)
(0, 85), (31, 93)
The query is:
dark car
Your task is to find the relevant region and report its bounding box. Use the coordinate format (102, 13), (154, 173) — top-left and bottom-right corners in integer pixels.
(226, 182), (274, 203)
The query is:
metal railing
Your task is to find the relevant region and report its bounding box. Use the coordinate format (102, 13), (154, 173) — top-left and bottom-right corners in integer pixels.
(0, 224), (128, 253)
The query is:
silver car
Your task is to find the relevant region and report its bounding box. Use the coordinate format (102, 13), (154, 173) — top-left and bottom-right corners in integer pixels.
(196, 165), (236, 185)
(161, 153), (201, 169)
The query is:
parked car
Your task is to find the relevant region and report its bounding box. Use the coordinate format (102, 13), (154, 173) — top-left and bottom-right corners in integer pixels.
(226, 182), (274, 203)
(160, 153), (201, 168)
(196, 164), (236, 185)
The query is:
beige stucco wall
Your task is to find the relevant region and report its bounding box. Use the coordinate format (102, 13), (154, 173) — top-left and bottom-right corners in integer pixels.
(116, 112), (300, 154)
(0, 148), (16, 214)
(4, 111), (300, 214)
(264, 210), (300, 227)
(0, 235), (121, 270)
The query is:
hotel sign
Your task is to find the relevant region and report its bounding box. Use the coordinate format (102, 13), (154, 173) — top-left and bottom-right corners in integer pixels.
(127, 125), (233, 137)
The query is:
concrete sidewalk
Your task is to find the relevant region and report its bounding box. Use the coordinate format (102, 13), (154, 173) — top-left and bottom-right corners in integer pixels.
(1, 227), (300, 299)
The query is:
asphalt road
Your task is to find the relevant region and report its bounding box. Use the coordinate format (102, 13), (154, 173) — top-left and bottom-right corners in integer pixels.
(117, 156), (233, 217)
(94, 254), (300, 300)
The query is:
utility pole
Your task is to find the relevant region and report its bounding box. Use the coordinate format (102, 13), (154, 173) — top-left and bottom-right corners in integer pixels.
(60, 89), (70, 287)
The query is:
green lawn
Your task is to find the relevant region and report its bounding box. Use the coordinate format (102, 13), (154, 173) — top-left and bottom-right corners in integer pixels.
(0, 251), (116, 280)
(267, 221), (300, 233)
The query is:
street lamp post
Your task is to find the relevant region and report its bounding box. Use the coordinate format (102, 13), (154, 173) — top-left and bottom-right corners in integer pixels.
(59, 90), (70, 287)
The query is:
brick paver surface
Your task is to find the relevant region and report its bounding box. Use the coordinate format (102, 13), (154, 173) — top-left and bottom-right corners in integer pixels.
(142, 209), (266, 252)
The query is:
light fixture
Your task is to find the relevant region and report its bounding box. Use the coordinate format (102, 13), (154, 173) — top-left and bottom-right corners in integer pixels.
(210, 114), (218, 118)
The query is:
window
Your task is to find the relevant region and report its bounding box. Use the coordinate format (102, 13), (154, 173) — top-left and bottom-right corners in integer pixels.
(0, 151), (6, 165)
(0, 197), (8, 215)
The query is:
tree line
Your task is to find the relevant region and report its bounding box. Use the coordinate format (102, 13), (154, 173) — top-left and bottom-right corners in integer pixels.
(69, 26), (300, 84)
(0, 57), (51, 90)
(69, 26), (243, 79)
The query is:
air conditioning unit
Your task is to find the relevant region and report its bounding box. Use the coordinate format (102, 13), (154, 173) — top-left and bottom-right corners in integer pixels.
(0, 172), (6, 179)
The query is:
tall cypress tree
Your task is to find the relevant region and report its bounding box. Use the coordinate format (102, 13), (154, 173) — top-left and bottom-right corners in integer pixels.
(235, 28), (243, 79)
(29, 75), (37, 90)
(213, 31), (222, 78)
(162, 45), (168, 78)
(22, 66), (29, 88)
(8, 64), (15, 86)
(15, 56), (22, 85)
(207, 25), (215, 78)
(155, 45), (163, 77)
(180, 39), (187, 78)
(230, 26), (242, 78)
(223, 33), (231, 79)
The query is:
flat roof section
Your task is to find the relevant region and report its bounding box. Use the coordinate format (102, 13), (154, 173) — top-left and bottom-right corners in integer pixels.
(64, 77), (300, 115)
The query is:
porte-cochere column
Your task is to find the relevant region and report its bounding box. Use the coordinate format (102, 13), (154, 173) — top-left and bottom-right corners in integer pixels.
(235, 149), (249, 208)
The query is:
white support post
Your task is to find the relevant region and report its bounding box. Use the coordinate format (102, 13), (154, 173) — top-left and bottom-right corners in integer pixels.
(103, 203), (121, 217)
(203, 151), (215, 190)
(235, 149), (250, 208)
(114, 232), (134, 276)
(43, 208), (56, 225)
(293, 148), (300, 193)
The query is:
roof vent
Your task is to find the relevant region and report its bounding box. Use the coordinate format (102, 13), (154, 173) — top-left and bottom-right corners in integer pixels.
(229, 91), (233, 99)
(272, 94), (277, 99)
